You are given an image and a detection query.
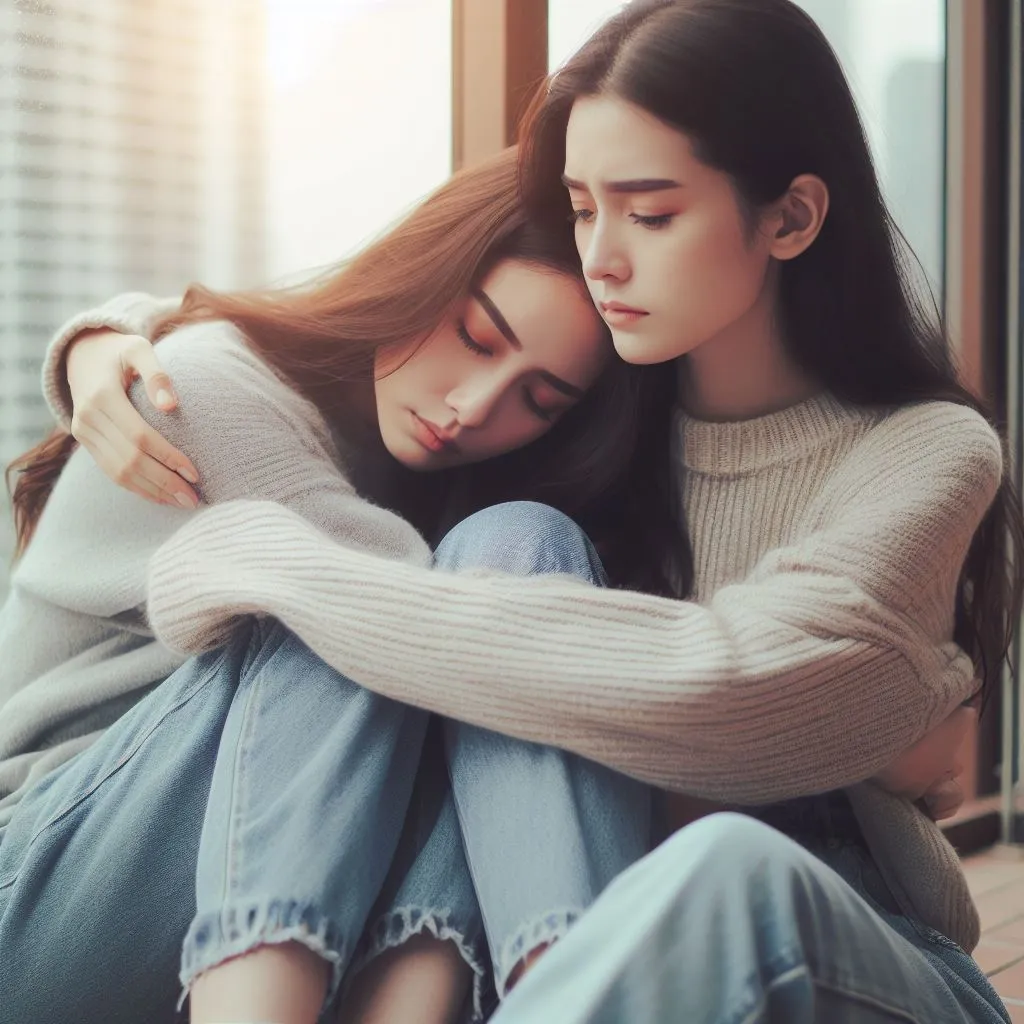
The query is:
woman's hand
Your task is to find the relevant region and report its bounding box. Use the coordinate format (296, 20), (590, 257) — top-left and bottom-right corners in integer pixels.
(872, 702), (977, 821)
(67, 329), (200, 508)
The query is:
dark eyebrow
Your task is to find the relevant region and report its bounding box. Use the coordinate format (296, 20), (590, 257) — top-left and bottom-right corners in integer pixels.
(539, 371), (585, 400)
(471, 287), (521, 350)
(471, 286), (586, 401)
(561, 173), (683, 195)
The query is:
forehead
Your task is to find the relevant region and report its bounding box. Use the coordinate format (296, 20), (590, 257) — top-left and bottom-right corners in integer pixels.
(475, 259), (585, 321)
(564, 95), (698, 180)
(474, 259), (608, 379)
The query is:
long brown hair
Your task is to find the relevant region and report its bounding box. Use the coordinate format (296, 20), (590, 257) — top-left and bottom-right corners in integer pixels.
(517, 0), (1024, 691)
(8, 146), (682, 594)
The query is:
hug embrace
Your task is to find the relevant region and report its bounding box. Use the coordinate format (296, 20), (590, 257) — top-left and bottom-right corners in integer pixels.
(2, 2), (1021, 1023)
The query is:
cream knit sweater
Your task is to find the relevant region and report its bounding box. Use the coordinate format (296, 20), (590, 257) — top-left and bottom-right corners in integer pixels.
(11, 294), (1003, 952)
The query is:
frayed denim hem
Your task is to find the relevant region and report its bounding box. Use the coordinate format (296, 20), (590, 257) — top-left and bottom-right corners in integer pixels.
(495, 907), (582, 999)
(177, 899), (347, 1016)
(348, 905), (492, 1023)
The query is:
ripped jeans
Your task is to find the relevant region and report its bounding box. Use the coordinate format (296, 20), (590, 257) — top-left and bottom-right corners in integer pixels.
(0, 502), (649, 1024)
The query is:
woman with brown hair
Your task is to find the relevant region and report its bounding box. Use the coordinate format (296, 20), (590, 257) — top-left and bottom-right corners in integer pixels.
(0, 147), (666, 1024)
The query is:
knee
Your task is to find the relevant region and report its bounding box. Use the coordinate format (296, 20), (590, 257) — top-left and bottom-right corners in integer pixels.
(434, 501), (603, 581)
(652, 812), (812, 897)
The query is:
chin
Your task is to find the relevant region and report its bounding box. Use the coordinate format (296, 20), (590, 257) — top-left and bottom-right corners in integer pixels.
(382, 436), (446, 473)
(612, 330), (691, 366)
(612, 336), (668, 365)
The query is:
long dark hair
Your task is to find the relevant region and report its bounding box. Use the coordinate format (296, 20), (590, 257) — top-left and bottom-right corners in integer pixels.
(519, 0), (1024, 691)
(8, 147), (681, 595)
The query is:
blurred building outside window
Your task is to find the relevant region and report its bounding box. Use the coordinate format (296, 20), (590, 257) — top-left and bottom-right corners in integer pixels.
(0, 0), (452, 594)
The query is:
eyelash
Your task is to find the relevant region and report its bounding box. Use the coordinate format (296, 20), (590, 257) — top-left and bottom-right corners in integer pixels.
(457, 322), (491, 357)
(568, 209), (674, 230)
(523, 388), (557, 422)
(631, 213), (673, 230)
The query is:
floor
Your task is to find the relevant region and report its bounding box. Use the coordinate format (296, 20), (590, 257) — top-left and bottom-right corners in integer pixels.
(965, 844), (1024, 1020)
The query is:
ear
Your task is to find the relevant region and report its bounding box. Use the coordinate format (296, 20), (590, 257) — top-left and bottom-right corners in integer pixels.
(766, 174), (829, 261)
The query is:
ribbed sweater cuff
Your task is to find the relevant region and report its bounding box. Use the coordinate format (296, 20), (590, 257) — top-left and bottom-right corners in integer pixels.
(41, 294), (178, 429)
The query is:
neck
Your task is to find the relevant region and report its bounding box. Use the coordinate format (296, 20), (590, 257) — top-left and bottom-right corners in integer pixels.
(679, 277), (820, 422)
(330, 378), (378, 435)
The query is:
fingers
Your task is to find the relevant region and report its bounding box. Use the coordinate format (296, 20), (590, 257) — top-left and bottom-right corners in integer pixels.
(111, 403), (199, 489)
(122, 336), (179, 413)
(72, 406), (199, 508)
(73, 420), (173, 507)
(921, 777), (965, 822)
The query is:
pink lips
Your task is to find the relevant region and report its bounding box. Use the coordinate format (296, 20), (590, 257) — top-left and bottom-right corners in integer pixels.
(600, 301), (648, 326)
(412, 413), (458, 453)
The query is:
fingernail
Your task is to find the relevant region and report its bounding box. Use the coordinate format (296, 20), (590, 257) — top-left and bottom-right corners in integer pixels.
(179, 467), (199, 484)
(175, 492), (198, 509)
(155, 388), (174, 408)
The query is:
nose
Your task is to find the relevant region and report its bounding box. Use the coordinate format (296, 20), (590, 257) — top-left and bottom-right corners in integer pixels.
(446, 374), (505, 429)
(581, 218), (630, 284)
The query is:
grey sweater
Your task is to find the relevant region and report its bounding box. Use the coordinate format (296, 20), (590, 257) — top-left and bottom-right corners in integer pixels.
(1, 293), (1001, 952)
(0, 297), (431, 826)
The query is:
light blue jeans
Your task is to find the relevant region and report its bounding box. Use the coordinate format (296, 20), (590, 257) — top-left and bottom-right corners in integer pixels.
(493, 812), (1010, 1023)
(0, 501), (650, 1023)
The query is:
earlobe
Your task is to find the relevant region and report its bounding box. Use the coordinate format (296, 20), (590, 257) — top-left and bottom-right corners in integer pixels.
(770, 174), (829, 261)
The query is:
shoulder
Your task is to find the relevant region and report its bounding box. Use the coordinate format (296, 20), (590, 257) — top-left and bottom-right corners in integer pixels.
(834, 400), (1002, 501)
(872, 400), (1002, 473)
(809, 400), (1004, 554)
(152, 321), (286, 395)
(133, 321), (334, 451)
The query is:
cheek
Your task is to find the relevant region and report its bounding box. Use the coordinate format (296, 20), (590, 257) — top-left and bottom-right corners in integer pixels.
(472, 411), (551, 460)
(664, 222), (766, 317)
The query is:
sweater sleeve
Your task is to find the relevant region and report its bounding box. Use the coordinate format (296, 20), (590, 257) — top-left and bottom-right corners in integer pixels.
(41, 292), (183, 429)
(18, 321), (431, 626)
(145, 403), (1002, 803)
(132, 323), (430, 556)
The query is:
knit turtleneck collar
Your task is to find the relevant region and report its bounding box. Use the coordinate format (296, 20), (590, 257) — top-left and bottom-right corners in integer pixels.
(675, 391), (876, 476)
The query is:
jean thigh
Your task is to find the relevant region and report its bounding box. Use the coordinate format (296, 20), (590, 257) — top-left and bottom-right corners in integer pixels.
(810, 841), (1009, 1023)
(0, 643), (240, 1024)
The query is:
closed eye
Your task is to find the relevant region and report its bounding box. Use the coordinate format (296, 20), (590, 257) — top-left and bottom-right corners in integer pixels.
(523, 387), (564, 423)
(630, 213), (673, 229)
(457, 321), (491, 356)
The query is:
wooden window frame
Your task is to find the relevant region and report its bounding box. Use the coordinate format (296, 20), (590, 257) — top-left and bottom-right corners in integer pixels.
(451, 0), (548, 170)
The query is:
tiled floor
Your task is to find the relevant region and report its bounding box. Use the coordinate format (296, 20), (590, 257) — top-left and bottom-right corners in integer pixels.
(965, 844), (1024, 1020)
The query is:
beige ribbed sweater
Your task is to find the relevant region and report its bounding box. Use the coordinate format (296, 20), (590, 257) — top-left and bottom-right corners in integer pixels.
(145, 399), (1000, 953)
(16, 294), (1002, 952)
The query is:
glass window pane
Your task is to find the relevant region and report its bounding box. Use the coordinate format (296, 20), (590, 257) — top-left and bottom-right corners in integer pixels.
(266, 0), (453, 282)
(549, 1), (629, 72)
(794, 0), (946, 297)
(0, 0), (452, 591)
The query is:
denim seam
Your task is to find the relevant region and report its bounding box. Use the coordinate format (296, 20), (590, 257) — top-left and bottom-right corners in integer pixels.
(218, 650), (267, 913)
(0, 646), (232, 891)
(717, 944), (807, 1024)
(349, 904), (491, 1022)
(726, 962), (918, 1024)
(811, 975), (924, 1023)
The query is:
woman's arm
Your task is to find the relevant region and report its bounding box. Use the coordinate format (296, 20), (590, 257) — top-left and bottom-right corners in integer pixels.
(44, 293), (200, 507)
(43, 292), (181, 427)
(145, 403), (1002, 805)
(65, 329), (200, 508)
(21, 320), (433, 636)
